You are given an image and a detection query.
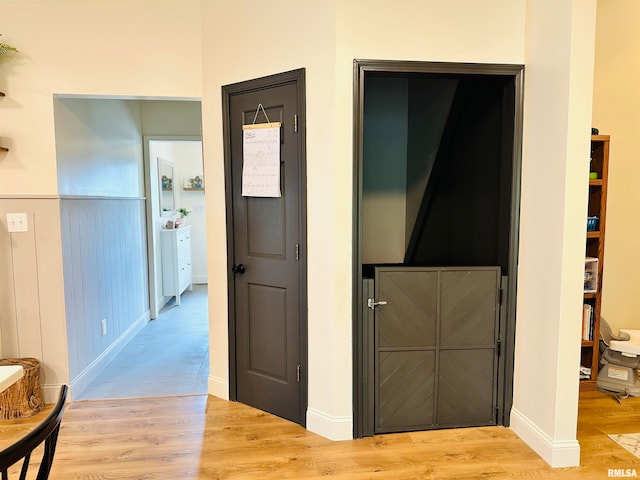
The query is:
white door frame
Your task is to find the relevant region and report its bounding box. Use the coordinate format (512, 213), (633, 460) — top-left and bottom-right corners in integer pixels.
(142, 135), (202, 318)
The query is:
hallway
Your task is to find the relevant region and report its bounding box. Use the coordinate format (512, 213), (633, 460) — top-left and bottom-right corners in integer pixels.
(76, 285), (209, 400)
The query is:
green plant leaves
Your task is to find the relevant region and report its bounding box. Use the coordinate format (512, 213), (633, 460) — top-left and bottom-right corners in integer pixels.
(0, 35), (18, 59)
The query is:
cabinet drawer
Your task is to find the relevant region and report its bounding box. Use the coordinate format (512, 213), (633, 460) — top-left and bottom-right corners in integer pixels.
(178, 243), (191, 265)
(161, 226), (192, 301)
(177, 229), (190, 243)
(179, 262), (192, 290)
(177, 234), (191, 263)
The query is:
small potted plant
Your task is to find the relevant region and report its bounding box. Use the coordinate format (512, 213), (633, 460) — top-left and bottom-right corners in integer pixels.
(0, 35), (18, 62)
(178, 208), (191, 218)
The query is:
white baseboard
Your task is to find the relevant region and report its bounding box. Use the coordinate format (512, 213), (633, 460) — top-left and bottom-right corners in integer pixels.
(208, 375), (229, 400)
(204, 383), (352, 442)
(192, 275), (208, 285)
(510, 407), (580, 467)
(306, 407), (353, 441)
(69, 310), (150, 400)
(42, 383), (66, 404)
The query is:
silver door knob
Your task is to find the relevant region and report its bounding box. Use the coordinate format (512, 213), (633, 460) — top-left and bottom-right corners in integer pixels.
(367, 298), (388, 310)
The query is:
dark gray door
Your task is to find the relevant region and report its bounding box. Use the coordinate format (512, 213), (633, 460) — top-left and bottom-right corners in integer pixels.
(374, 266), (500, 433)
(224, 71), (306, 425)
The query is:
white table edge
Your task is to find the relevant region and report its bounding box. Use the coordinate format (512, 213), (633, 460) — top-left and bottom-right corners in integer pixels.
(0, 365), (24, 393)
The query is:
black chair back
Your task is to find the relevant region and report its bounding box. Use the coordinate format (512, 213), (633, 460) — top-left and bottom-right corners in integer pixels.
(0, 384), (68, 480)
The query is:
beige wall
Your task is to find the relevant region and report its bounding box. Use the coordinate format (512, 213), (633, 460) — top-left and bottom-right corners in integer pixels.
(0, 0), (202, 195)
(203, 0), (532, 441)
(0, 0), (601, 467)
(0, 198), (67, 400)
(201, 0), (340, 424)
(592, 0), (640, 334)
(0, 0), (203, 403)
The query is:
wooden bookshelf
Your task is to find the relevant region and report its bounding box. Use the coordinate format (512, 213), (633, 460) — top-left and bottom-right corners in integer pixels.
(580, 135), (609, 391)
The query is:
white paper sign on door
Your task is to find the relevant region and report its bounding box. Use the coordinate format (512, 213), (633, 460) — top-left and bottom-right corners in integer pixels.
(242, 122), (281, 197)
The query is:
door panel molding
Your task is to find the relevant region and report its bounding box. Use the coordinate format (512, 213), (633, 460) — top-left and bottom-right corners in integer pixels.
(222, 68), (307, 426)
(247, 283), (288, 381)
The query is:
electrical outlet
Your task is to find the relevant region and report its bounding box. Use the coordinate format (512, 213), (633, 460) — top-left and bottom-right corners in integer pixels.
(101, 319), (107, 336)
(6, 213), (28, 232)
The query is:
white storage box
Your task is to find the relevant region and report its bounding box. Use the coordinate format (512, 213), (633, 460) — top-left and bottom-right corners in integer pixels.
(584, 257), (598, 293)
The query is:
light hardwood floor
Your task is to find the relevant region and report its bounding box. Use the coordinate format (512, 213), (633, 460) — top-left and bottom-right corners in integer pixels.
(1, 391), (639, 479)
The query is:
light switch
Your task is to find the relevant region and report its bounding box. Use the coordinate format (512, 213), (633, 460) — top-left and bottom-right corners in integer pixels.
(7, 213), (28, 232)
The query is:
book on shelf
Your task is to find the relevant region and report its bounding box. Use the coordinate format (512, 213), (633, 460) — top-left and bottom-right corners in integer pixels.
(582, 303), (594, 341)
(579, 365), (591, 380)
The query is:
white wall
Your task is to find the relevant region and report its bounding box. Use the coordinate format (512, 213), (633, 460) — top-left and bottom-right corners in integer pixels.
(60, 198), (149, 394)
(54, 98), (144, 197)
(140, 101), (202, 137)
(53, 96), (203, 390)
(511, 0), (597, 467)
(52, 97), (201, 324)
(150, 139), (207, 293)
(172, 141), (207, 284)
(139, 101), (203, 312)
(53, 96), (151, 395)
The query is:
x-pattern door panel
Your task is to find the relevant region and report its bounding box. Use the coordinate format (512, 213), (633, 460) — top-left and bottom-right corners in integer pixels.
(375, 266), (500, 433)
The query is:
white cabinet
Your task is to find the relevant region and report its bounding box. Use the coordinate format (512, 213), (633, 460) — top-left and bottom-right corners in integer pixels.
(161, 226), (192, 305)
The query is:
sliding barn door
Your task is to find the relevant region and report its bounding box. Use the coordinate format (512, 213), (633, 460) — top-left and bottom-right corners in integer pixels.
(374, 266), (500, 433)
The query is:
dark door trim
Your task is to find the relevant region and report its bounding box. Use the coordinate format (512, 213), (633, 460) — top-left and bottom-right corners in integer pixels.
(352, 59), (524, 437)
(222, 68), (308, 425)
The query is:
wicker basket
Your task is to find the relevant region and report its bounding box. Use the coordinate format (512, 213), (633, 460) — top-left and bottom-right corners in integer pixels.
(0, 358), (44, 419)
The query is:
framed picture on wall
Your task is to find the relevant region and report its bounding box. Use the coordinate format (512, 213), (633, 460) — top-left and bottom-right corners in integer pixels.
(183, 174), (204, 191)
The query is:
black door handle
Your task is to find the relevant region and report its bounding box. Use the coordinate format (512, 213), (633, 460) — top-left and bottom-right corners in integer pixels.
(232, 264), (246, 274)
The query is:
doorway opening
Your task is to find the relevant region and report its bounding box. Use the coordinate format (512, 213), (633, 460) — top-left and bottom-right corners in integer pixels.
(352, 60), (524, 437)
(54, 96), (208, 400)
(144, 137), (207, 319)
